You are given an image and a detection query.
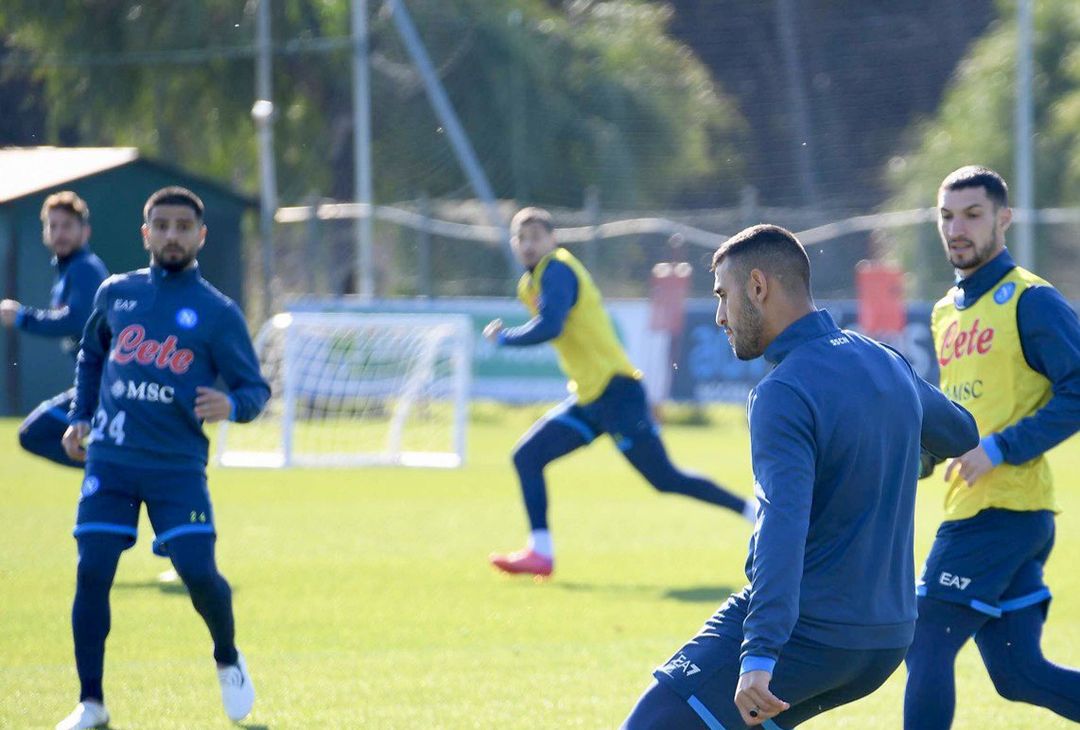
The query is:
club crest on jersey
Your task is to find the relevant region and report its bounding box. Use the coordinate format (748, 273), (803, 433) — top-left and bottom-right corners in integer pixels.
(994, 282), (1017, 305)
(176, 308), (198, 328)
(112, 324), (194, 374)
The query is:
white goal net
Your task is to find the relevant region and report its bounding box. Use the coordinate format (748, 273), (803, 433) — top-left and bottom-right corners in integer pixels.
(216, 312), (472, 468)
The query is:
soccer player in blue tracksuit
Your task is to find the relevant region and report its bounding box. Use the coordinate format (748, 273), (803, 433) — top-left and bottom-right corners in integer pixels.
(903, 167), (1080, 728)
(55, 187), (270, 730)
(623, 225), (979, 729)
(0, 192), (108, 468)
(486, 207), (754, 578)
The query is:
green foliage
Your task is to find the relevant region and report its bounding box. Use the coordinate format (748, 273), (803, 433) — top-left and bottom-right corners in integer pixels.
(1, 0), (746, 208)
(886, 0), (1080, 290)
(3, 408), (1080, 728)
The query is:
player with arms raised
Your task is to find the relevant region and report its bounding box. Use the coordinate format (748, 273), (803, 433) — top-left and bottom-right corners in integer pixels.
(55, 187), (271, 730)
(485, 207), (754, 578)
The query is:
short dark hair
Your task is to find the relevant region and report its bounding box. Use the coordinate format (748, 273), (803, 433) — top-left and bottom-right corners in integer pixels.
(511, 206), (554, 235)
(143, 186), (205, 222)
(40, 191), (89, 224)
(939, 166), (1009, 208)
(711, 224), (811, 294)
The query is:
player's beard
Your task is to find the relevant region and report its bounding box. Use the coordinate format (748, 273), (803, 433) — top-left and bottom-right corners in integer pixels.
(947, 226), (1003, 272)
(154, 249), (197, 272)
(731, 291), (766, 361)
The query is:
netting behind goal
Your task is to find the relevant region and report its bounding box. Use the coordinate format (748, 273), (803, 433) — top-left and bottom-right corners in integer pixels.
(216, 312), (472, 468)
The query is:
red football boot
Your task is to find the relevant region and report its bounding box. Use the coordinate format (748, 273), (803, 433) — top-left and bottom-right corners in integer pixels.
(489, 548), (554, 577)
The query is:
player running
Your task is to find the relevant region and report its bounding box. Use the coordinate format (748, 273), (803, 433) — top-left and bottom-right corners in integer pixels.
(904, 166), (1080, 728)
(1, 192), (108, 468)
(485, 207), (755, 578)
(623, 224), (979, 728)
(55, 187), (271, 730)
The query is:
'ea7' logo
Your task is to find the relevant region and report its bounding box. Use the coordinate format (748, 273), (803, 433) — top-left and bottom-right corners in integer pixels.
(659, 653), (701, 677)
(939, 572), (972, 590)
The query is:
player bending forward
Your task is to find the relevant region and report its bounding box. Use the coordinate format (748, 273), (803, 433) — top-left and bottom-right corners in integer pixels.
(56, 187), (270, 730)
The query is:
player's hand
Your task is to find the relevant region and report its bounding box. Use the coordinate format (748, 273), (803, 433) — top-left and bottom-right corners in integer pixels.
(944, 443), (995, 487)
(194, 386), (232, 423)
(0, 299), (20, 327)
(483, 318), (504, 342)
(62, 422), (90, 463)
(735, 670), (788, 725)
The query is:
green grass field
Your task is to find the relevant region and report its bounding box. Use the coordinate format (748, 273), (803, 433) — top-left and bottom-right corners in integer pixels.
(3, 403), (1079, 729)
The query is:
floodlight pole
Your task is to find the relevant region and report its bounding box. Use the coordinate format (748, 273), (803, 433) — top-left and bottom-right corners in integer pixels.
(352, 0), (376, 299)
(1015, 0), (1035, 269)
(253, 0), (278, 322)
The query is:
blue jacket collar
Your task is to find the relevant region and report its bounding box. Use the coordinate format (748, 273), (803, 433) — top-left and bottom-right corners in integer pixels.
(764, 309), (839, 365)
(150, 262), (202, 283)
(53, 246), (90, 270)
(954, 249), (1014, 309)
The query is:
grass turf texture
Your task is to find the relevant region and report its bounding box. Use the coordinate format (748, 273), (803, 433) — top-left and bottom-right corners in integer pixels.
(2, 403), (1078, 729)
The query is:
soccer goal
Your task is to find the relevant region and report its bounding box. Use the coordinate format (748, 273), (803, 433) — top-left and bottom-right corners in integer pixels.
(216, 312), (472, 468)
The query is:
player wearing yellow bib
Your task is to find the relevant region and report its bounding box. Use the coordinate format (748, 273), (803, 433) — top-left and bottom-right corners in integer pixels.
(486, 208), (754, 577)
(904, 167), (1080, 728)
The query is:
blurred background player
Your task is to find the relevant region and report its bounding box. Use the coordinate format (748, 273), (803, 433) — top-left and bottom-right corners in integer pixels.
(0, 192), (108, 468)
(623, 225), (978, 729)
(904, 166), (1080, 728)
(55, 187), (270, 730)
(485, 207), (755, 578)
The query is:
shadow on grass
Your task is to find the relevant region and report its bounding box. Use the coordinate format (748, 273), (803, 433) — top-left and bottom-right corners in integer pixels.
(662, 584), (736, 604)
(242, 725), (270, 729)
(554, 582), (735, 604)
(112, 579), (189, 596)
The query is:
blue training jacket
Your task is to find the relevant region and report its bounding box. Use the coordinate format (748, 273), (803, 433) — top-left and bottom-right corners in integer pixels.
(16, 246), (109, 359)
(737, 309), (979, 675)
(70, 265), (270, 471)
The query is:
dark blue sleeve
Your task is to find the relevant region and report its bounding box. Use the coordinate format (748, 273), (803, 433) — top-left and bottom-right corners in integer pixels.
(881, 344), (980, 459)
(740, 380), (815, 672)
(498, 261), (578, 347)
(16, 259), (106, 339)
(208, 303), (271, 423)
(70, 282), (112, 424)
(990, 287), (1080, 465)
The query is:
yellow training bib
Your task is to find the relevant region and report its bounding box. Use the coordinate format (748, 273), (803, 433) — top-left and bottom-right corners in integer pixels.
(517, 248), (641, 404)
(930, 266), (1056, 521)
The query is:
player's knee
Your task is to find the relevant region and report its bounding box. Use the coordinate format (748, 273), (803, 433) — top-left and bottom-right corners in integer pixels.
(17, 423), (43, 455)
(984, 647), (1045, 703)
(75, 544), (121, 590)
(512, 442), (543, 475)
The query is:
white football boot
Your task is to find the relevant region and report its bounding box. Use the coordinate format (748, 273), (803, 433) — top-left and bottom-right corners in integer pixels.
(55, 700), (109, 730)
(217, 651), (255, 722)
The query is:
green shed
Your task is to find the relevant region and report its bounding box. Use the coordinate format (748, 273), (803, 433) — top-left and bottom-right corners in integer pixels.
(0, 147), (256, 416)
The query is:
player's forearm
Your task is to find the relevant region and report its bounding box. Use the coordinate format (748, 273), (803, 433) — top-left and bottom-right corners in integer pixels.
(741, 532), (806, 671)
(16, 306), (84, 338)
(917, 378), (980, 459)
(991, 389), (1080, 465)
(227, 382), (271, 423)
(497, 315), (564, 346)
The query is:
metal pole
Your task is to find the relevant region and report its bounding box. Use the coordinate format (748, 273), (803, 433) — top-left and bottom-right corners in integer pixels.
(419, 193), (433, 298)
(1015, 0), (1035, 269)
(352, 0), (375, 299)
(775, 0), (820, 208)
(388, 0), (512, 271)
(253, 0), (278, 322)
(585, 186), (600, 273)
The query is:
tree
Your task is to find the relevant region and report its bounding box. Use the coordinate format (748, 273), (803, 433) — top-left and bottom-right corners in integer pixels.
(886, 0), (1080, 296)
(0, 0), (746, 209)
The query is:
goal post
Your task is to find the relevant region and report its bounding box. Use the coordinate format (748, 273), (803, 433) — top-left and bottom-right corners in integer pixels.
(216, 311), (472, 468)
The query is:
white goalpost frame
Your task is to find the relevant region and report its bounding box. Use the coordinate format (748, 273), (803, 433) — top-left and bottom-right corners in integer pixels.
(216, 311), (472, 469)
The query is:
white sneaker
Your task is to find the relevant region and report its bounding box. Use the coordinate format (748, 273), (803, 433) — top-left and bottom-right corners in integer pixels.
(217, 651), (255, 722)
(55, 700), (109, 730)
(157, 568), (181, 585)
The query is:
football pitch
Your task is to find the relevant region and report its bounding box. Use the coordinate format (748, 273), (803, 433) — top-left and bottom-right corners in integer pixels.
(2, 404), (1079, 729)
